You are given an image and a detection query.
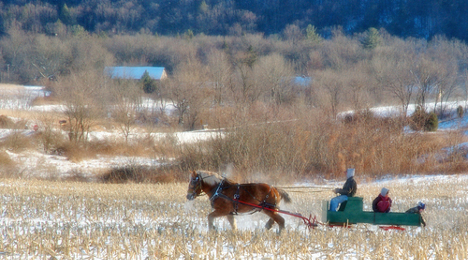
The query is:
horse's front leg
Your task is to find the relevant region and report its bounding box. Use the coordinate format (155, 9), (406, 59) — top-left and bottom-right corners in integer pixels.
(227, 215), (237, 230)
(208, 210), (228, 231)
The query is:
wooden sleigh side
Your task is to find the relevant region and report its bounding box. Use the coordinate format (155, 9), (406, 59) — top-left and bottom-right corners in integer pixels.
(322, 197), (422, 227)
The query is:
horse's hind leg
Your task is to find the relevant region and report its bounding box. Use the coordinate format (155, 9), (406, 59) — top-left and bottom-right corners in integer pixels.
(265, 218), (275, 230)
(227, 215), (237, 230)
(264, 212), (286, 233)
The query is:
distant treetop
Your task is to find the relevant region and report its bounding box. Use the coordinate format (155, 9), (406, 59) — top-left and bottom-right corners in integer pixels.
(0, 0), (467, 41)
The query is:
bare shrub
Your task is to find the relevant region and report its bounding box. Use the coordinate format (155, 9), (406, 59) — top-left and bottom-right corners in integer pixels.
(0, 115), (15, 128)
(99, 165), (184, 183)
(34, 114), (67, 153)
(52, 142), (94, 162)
(57, 139), (146, 162)
(0, 150), (19, 178)
(0, 131), (35, 152)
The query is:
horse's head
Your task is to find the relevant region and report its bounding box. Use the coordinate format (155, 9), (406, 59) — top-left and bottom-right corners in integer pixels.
(186, 170), (202, 200)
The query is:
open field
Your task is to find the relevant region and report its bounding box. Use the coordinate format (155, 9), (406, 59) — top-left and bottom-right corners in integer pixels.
(0, 174), (467, 259)
(1, 86), (468, 259)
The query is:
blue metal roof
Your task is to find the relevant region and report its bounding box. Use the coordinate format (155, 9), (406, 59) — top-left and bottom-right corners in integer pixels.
(294, 76), (312, 86)
(105, 66), (165, 80)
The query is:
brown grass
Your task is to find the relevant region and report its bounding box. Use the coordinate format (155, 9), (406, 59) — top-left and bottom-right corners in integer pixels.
(2, 90), (467, 183)
(0, 83), (24, 89)
(176, 108), (468, 181)
(56, 134), (179, 163)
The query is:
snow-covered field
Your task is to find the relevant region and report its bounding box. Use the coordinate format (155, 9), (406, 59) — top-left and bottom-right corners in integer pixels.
(1, 85), (468, 259)
(0, 174), (466, 259)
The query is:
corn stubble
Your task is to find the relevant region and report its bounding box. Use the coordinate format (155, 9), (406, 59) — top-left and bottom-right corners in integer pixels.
(0, 177), (466, 259)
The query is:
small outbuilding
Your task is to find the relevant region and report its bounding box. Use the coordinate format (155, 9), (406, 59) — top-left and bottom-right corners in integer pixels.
(293, 76), (312, 87)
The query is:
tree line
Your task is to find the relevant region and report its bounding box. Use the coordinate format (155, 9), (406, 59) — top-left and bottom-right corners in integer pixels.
(2, 26), (468, 176)
(2, 27), (466, 132)
(0, 0), (468, 41)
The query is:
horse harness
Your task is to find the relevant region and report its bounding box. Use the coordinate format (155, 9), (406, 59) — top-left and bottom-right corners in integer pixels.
(209, 177), (277, 215)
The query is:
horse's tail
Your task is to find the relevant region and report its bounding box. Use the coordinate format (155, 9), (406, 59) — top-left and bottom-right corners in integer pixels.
(277, 188), (292, 203)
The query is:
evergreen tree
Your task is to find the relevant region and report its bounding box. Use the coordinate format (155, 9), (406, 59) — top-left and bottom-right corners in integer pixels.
(199, 0), (209, 14)
(141, 71), (158, 94)
(424, 112), (438, 132)
(362, 27), (381, 49)
(184, 29), (194, 40)
(306, 24), (321, 43)
(59, 4), (73, 25)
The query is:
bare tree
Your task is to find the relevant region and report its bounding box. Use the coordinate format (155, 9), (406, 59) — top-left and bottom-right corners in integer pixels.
(68, 34), (115, 73)
(344, 63), (373, 112)
(313, 69), (345, 120)
(231, 49), (259, 104)
(373, 43), (416, 118)
(168, 56), (212, 130)
(206, 49), (232, 105)
(53, 70), (108, 143)
(110, 79), (143, 142)
(282, 24), (304, 44)
(411, 55), (440, 110)
(320, 28), (364, 71)
(0, 28), (33, 82)
(252, 53), (294, 105)
(461, 69), (468, 111)
(427, 37), (461, 116)
(30, 34), (70, 80)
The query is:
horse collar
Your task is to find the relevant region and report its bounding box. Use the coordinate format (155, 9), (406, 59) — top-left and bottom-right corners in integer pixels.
(210, 179), (224, 202)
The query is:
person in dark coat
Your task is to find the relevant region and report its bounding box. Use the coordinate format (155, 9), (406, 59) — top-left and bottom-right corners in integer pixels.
(329, 168), (357, 211)
(406, 202), (426, 227)
(372, 187), (392, 213)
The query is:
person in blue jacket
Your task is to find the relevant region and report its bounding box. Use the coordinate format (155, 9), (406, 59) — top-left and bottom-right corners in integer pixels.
(406, 201), (426, 227)
(329, 168), (357, 211)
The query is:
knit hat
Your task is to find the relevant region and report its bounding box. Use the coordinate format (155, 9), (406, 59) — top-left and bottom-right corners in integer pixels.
(346, 168), (355, 178)
(380, 187), (389, 196)
(417, 202), (425, 210)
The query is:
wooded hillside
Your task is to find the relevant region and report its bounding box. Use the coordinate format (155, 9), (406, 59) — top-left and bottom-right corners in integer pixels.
(0, 0), (467, 41)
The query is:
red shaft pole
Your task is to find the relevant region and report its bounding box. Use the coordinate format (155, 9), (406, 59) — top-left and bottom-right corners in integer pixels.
(233, 199), (317, 228)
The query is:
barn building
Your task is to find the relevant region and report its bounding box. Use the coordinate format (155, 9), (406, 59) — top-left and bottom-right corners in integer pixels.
(105, 66), (167, 80)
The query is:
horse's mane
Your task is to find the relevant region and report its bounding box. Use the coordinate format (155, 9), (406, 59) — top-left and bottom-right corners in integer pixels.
(196, 170), (237, 186)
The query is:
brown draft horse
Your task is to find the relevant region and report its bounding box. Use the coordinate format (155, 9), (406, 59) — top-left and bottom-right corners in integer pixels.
(186, 170), (291, 232)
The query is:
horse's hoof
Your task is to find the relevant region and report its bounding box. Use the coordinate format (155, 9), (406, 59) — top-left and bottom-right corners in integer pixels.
(209, 226), (218, 232)
(276, 228), (285, 235)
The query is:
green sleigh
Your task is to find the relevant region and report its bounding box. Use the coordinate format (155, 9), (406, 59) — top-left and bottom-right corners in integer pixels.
(322, 197), (423, 227)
